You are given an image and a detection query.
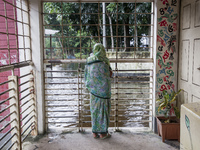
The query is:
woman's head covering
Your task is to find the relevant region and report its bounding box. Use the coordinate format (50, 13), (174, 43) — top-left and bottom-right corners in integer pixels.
(87, 43), (110, 66)
(93, 43), (106, 57)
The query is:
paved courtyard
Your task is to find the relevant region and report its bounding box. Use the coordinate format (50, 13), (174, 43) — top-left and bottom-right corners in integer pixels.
(23, 129), (180, 150)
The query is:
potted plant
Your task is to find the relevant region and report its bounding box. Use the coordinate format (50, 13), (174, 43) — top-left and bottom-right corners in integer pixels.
(156, 89), (183, 142)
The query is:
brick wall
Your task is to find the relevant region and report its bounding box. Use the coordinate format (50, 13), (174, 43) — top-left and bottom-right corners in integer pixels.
(0, 0), (19, 133)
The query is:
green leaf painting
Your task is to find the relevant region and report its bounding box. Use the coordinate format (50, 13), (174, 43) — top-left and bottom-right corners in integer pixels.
(185, 115), (193, 150)
(185, 115), (190, 131)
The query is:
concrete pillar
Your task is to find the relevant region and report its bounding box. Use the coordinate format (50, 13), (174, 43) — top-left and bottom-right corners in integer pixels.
(9, 76), (21, 150)
(30, 73), (38, 136)
(153, 0), (158, 133)
(155, 0), (180, 130)
(29, 0), (45, 134)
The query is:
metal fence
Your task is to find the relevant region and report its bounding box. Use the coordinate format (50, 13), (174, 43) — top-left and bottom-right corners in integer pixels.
(44, 62), (153, 131)
(42, 1), (154, 131)
(0, 69), (37, 150)
(0, 0), (36, 149)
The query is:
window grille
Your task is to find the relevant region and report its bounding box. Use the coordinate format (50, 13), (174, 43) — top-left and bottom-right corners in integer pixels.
(43, 2), (153, 61)
(0, 0), (32, 71)
(0, 1), (36, 149)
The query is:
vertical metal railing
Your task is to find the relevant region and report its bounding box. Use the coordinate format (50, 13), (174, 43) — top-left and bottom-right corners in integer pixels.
(77, 67), (81, 131)
(114, 68), (119, 131)
(79, 67), (84, 131)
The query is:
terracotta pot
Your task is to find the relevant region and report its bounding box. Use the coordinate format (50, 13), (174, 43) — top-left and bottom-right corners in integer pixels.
(156, 116), (180, 142)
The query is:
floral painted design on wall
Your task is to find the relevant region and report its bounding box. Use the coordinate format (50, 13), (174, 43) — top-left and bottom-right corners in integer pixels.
(156, 0), (179, 115)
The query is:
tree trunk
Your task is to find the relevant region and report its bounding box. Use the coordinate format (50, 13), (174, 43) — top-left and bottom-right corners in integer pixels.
(123, 4), (131, 52)
(107, 12), (114, 52)
(58, 37), (65, 58)
(126, 25), (131, 51)
(124, 22), (131, 52)
(124, 24), (126, 51)
(135, 18), (138, 51)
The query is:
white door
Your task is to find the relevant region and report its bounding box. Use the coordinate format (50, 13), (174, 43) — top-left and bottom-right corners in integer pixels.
(178, 0), (200, 104)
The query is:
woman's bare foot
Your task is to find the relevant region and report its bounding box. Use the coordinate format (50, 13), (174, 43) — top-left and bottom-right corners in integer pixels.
(93, 133), (99, 138)
(100, 133), (111, 139)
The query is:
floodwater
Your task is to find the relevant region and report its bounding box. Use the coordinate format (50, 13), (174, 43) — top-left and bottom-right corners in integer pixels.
(45, 63), (152, 130)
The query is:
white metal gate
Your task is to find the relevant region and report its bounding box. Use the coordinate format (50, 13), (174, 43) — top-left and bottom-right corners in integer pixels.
(42, 1), (154, 131)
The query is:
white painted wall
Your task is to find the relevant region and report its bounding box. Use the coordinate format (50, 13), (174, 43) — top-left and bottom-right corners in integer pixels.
(29, 0), (45, 134)
(155, 0), (180, 116)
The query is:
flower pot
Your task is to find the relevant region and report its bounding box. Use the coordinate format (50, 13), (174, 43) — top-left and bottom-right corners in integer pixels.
(156, 116), (180, 142)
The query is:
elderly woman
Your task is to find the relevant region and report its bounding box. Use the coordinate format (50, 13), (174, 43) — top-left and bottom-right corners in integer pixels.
(84, 43), (112, 139)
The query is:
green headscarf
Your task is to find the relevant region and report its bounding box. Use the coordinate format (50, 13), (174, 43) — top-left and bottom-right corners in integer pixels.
(87, 43), (110, 66)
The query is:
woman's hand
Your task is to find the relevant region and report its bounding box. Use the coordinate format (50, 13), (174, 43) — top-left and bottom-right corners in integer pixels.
(110, 70), (113, 78)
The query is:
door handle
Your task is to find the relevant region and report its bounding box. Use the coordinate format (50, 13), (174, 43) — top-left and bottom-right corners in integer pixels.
(198, 67), (200, 70)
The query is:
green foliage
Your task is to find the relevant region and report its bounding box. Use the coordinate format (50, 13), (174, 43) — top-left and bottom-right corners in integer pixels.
(75, 52), (89, 59)
(106, 3), (117, 12)
(43, 2), (152, 58)
(106, 2), (151, 48)
(156, 89), (183, 119)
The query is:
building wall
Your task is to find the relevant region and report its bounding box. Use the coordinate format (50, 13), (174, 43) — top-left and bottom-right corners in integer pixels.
(0, 0), (182, 133)
(20, 0), (199, 133)
(155, 0), (179, 116)
(0, 0), (19, 133)
(32, 0), (181, 131)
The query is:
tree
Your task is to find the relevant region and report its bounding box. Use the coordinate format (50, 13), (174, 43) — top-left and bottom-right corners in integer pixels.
(106, 2), (151, 52)
(43, 2), (152, 58)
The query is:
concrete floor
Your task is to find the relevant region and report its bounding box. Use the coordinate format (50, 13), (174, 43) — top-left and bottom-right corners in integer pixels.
(23, 129), (180, 150)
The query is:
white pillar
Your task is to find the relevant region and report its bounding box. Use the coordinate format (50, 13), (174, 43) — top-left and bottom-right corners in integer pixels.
(153, 0), (157, 133)
(29, 0), (45, 134)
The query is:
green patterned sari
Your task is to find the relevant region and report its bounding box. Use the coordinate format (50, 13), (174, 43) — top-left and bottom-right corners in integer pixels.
(85, 43), (112, 133)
